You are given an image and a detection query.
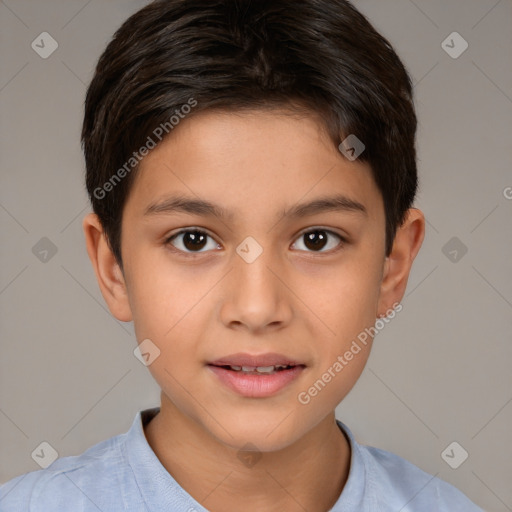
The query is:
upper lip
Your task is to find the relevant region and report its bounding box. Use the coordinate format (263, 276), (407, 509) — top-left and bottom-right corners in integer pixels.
(208, 353), (305, 367)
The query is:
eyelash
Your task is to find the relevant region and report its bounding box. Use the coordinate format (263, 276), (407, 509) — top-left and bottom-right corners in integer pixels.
(164, 228), (347, 256)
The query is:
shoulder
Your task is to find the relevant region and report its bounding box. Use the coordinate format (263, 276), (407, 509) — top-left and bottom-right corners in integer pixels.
(0, 432), (136, 512)
(338, 421), (484, 512)
(364, 444), (482, 511)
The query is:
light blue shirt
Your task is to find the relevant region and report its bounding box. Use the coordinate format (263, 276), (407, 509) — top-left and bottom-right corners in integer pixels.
(0, 407), (483, 511)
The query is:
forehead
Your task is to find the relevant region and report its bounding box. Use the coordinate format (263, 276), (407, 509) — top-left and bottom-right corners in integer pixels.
(125, 109), (383, 226)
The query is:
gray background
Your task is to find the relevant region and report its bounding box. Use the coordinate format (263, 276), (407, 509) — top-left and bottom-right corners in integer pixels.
(0, 0), (511, 510)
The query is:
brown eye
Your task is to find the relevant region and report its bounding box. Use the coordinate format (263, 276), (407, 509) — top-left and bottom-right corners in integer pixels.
(292, 229), (344, 253)
(166, 229), (219, 253)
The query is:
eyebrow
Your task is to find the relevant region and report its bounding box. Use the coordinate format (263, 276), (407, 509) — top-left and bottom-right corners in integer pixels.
(144, 193), (367, 220)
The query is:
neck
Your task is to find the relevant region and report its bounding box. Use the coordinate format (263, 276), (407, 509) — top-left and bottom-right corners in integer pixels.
(143, 395), (351, 512)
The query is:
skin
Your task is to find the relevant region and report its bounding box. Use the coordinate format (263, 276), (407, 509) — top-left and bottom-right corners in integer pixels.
(83, 109), (425, 512)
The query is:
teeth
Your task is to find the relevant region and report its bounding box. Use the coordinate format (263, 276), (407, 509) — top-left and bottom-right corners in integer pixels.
(254, 366), (275, 373)
(228, 365), (291, 373)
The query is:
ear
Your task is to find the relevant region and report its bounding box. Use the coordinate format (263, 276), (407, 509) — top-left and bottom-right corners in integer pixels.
(82, 213), (133, 322)
(377, 208), (425, 317)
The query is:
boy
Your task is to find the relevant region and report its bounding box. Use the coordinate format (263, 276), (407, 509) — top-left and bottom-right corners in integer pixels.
(0, 0), (484, 510)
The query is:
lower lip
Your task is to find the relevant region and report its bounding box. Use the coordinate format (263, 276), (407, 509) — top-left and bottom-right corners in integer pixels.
(207, 365), (305, 398)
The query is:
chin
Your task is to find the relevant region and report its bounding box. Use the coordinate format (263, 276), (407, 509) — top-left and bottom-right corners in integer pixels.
(205, 411), (308, 453)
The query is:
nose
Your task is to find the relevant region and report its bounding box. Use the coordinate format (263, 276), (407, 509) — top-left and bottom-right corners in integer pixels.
(219, 245), (293, 334)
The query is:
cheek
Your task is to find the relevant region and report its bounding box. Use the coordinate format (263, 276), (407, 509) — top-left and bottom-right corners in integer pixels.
(305, 255), (382, 347)
(297, 281), (378, 412)
(125, 250), (198, 341)
(126, 255), (218, 383)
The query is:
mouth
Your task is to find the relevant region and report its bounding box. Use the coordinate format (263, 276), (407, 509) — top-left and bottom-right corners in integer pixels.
(209, 363), (301, 375)
(207, 353), (306, 397)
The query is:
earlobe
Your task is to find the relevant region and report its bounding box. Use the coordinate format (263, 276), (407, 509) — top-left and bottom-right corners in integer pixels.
(377, 208), (425, 317)
(82, 213), (133, 322)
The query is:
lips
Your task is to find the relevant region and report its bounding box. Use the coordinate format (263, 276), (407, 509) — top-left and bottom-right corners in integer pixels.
(207, 352), (306, 397)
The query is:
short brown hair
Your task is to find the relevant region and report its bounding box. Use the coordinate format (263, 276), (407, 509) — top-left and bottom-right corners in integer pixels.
(82, 0), (418, 268)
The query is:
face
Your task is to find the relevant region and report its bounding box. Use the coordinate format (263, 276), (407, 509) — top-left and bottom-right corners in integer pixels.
(107, 109), (391, 451)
